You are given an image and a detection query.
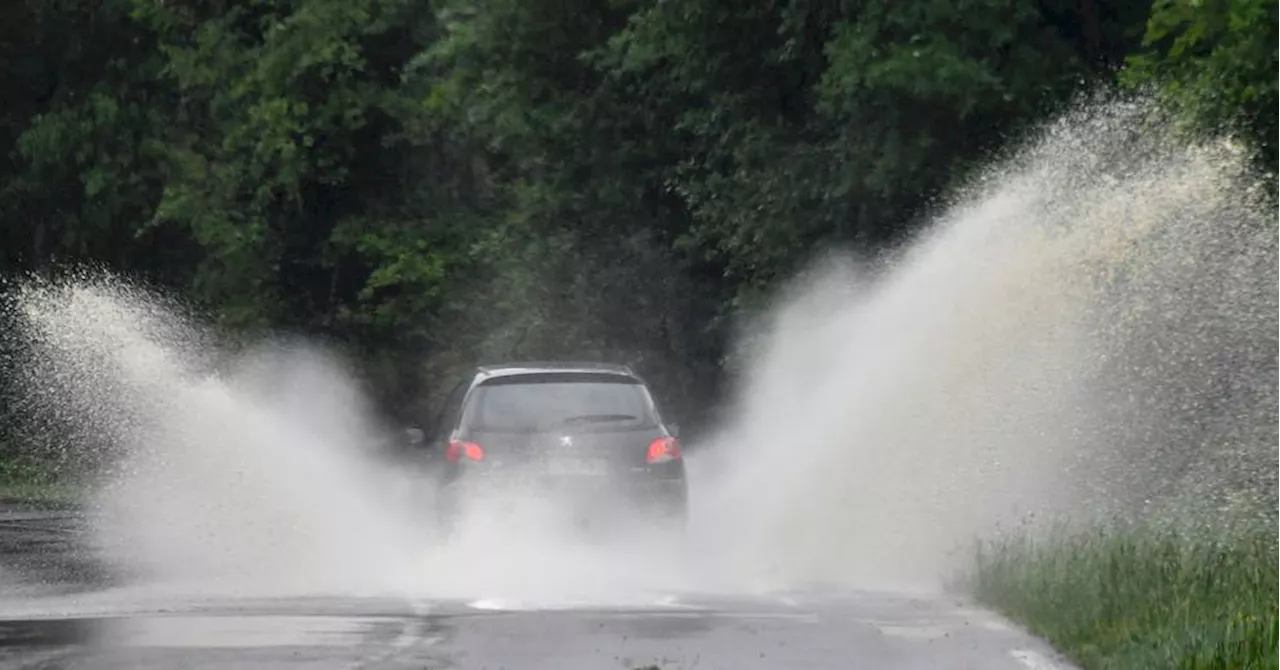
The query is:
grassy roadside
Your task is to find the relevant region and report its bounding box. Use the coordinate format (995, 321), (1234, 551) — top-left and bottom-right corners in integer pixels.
(970, 519), (1278, 670)
(0, 479), (86, 508)
(0, 443), (87, 508)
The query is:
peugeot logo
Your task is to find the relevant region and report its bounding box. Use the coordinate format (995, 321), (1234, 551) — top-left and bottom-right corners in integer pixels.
(559, 435), (573, 447)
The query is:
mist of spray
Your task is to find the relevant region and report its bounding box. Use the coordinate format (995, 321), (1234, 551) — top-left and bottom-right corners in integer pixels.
(686, 99), (1277, 593)
(11, 279), (435, 596)
(8, 278), (691, 604)
(4, 97), (1276, 603)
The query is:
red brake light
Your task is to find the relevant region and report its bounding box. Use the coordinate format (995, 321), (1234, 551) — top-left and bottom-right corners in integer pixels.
(446, 439), (485, 462)
(646, 436), (681, 464)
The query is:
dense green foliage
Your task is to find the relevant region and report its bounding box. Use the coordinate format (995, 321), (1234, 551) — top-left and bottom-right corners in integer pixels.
(0, 0), (1162, 435)
(973, 521), (1279, 670)
(1123, 0), (1279, 172)
(1, 0), (1274, 431)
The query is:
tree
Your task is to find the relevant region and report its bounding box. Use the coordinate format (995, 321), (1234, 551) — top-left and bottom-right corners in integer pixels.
(1124, 0), (1279, 171)
(0, 0), (183, 281)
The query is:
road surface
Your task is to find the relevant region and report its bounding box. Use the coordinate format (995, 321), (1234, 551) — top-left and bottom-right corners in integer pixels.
(0, 505), (1074, 670)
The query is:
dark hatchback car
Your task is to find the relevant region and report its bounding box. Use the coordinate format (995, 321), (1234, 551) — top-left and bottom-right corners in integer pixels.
(413, 362), (688, 534)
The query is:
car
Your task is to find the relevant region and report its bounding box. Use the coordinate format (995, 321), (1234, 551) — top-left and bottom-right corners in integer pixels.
(409, 361), (688, 538)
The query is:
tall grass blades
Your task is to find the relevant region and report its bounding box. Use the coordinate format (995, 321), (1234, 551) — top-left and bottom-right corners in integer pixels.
(972, 521), (1278, 669)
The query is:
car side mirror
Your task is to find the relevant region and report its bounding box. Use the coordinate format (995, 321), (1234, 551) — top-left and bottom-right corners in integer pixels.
(404, 427), (425, 445)
(668, 423), (681, 438)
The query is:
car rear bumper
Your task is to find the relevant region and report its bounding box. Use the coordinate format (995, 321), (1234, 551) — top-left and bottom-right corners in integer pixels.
(439, 469), (686, 523)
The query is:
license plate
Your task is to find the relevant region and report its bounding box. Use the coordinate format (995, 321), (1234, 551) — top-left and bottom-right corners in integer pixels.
(548, 460), (607, 476)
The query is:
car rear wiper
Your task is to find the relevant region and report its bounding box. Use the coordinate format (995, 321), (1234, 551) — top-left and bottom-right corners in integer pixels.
(560, 413), (639, 425)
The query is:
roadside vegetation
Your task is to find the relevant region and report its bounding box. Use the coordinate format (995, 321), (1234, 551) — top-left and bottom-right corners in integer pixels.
(0, 480), (83, 507)
(1, 0), (1275, 457)
(0, 0), (1172, 453)
(0, 446), (83, 506)
(972, 519), (1279, 669)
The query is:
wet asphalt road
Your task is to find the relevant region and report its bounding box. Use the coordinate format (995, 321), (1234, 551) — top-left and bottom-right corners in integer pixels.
(0, 505), (1075, 670)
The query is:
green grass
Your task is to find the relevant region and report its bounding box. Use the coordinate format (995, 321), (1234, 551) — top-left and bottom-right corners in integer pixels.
(971, 519), (1278, 670)
(0, 445), (86, 507)
(0, 479), (85, 507)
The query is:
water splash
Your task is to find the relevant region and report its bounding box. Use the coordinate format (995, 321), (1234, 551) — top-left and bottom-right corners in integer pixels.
(687, 99), (1277, 592)
(4, 98), (1276, 604)
(12, 277), (429, 596)
(8, 276), (691, 603)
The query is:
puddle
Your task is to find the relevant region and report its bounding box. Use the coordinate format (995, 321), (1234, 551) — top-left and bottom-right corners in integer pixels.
(0, 614), (409, 649)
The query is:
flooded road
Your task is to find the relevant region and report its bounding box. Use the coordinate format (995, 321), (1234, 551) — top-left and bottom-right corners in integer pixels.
(0, 504), (1073, 670)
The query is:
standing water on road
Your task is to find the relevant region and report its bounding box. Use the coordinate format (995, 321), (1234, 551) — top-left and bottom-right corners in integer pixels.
(3, 98), (1276, 605)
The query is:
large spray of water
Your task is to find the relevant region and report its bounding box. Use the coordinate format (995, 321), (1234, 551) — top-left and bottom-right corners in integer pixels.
(11, 283), (430, 596)
(4, 99), (1276, 603)
(688, 100), (1277, 592)
(9, 277), (697, 604)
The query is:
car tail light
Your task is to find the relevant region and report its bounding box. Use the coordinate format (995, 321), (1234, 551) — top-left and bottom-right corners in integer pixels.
(446, 439), (485, 463)
(646, 436), (681, 464)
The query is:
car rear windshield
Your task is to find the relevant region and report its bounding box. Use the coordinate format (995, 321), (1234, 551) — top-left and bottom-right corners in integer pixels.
(462, 372), (658, 433)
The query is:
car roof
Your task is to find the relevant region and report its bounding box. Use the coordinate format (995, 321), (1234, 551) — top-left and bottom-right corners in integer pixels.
(473, 361), (638, 382)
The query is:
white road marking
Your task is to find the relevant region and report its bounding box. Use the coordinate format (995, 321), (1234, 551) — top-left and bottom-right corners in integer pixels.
(1010, 649), (1065, 670)
(463, 597), (819, 622)
(467, 598), (525, 610)
(465, 594), (695, 611)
